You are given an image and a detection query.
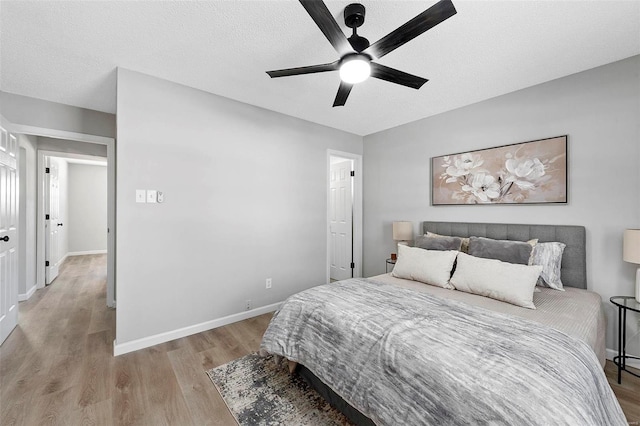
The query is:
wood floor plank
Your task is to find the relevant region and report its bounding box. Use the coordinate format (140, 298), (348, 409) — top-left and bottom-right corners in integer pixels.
(70, 399), (112, 426)
(2, 253), (639, 425)
(168, 346), (236, 426)
(0, 392), (32, 426)
(23, 386), (77, 426)
(112, 351), (148, 426)
(136, 348), (194, 426)
(0, 326), (31, 382)
(198, 338), (247, 372)
(75, 329), (113, 408)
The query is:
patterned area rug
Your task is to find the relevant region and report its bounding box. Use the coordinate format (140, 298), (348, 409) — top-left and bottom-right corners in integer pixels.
(207, 353), (351, 426)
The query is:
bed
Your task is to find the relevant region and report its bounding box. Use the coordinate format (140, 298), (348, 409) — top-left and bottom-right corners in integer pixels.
(259, 222), (625, 425)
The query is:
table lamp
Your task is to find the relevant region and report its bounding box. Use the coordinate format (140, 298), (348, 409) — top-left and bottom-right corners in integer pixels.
(393, 221), (413, 246)
(623, 229), (640, 302)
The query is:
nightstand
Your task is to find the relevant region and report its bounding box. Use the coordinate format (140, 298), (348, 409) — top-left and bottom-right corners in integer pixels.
(386, 258), (396, 273)
(610, 296), (640, 384)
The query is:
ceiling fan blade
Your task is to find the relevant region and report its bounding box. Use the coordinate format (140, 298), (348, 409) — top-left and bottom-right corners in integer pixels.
(299, 0), (353, 57)
(333, 81), (353, 107)
(267, 61), (339, 78)
(364, 0), (457, 60)
(370, 63), (428, 89)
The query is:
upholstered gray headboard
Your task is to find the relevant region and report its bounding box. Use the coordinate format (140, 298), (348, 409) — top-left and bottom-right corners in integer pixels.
(422, 222), (587, 289)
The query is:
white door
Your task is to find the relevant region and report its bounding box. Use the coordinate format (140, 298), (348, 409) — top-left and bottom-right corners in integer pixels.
(329, 159), (353, 281)
(45, 158), (62, 284)
(0, 125), (19, 345)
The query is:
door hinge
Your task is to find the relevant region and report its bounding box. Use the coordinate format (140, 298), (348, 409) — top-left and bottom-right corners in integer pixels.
(350, 262), (355, 269)
(45, 214), (50, 220)
(350, 171), (355, 177)
(45, 167), (50, 173)
(45, 261), (50, 267)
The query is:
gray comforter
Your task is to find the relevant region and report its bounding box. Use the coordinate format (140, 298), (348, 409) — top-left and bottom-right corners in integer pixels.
(260, 278), (626, 426)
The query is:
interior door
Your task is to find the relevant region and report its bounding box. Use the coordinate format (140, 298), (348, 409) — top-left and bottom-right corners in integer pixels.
(0, 125), (19, 345)
(45, 157), (61, 284)
(329, 159), (353, 281)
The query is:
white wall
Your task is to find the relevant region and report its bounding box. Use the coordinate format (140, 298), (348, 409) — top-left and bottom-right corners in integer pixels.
(17, 134), (38, 300)
(67, 164), (107, 254)
(38, 137), (107, 158)
(363, 55), (640, 353)
(115, 68), (363, 349)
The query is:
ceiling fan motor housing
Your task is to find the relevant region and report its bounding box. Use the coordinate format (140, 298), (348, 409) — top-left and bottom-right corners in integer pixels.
(345, 3), (369, 52)
(344, 3), (366, 28)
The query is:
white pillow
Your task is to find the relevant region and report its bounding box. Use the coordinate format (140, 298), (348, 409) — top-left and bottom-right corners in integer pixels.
(391, 245), (458, 289)
(450, 252), (542, 309)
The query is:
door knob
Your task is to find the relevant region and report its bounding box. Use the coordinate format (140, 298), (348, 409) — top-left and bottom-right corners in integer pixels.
(0, 236), (9, 242)
(57, 223), (64, 227)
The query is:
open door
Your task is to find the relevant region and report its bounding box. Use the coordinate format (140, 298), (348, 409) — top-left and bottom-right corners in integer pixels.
(0, 123), (19, 345)
(45, 157), (63, 284)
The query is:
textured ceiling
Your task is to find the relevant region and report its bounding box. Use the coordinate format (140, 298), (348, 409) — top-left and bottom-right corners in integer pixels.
(1, 1), (639, 136)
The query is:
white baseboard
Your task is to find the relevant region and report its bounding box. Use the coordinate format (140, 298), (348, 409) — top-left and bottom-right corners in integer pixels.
(606, 348), (640, 370)
(113, 302), (282, 356)
(18, 284), (37, 302)
(67, 250), (107, 256)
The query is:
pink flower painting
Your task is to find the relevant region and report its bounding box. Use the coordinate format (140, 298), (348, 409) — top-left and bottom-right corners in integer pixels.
(432, 136), (567, 205)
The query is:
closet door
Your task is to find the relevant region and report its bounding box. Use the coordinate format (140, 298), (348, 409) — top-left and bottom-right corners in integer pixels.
(0, 124), (19, 345)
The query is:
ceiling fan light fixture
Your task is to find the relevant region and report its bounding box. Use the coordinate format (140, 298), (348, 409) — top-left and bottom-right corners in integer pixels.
(339, 54), (371, 84)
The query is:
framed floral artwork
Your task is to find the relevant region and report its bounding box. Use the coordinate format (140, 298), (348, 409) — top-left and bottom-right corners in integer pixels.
(431, 135), (567, 205)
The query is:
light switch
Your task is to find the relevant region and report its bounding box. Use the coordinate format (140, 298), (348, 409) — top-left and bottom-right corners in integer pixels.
(136, 189), (146, 203)
(147, 190), (157, 203)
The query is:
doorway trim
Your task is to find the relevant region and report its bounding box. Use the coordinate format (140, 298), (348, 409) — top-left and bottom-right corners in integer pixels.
(12, 124), (116, 308)
(326, 150), (363, 283)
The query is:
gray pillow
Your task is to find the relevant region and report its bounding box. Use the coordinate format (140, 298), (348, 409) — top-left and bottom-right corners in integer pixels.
(427, 231), (469, 253)
(468, 236), (534, 265)
(415, 235), (463, 252)
(530, 242), (566, 290)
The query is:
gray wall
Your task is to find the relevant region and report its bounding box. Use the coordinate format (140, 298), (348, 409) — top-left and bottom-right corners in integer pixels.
(363, 55), (640, 353)
(68, 164), (107, 254)
(116, 68), (363, 345)
(0, 91), (116, 138)
(17, 134), (38, 299)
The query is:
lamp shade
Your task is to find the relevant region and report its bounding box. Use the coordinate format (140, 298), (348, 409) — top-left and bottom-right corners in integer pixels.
(339, 55), (371, 84)
(392, 221), (413, 241)
(624, 229), (640, 264)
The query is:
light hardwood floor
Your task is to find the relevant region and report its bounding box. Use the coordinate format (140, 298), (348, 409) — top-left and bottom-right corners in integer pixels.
(1, 254), (640, 425)
(1, 254), (270, 425)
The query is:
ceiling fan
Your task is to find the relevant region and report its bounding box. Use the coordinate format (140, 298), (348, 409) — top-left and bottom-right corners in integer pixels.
(266, 0), (457, 107)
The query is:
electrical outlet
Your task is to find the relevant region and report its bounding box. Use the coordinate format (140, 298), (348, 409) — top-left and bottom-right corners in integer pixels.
(245, 300), (252, 310)
(266, 278), (272, 289)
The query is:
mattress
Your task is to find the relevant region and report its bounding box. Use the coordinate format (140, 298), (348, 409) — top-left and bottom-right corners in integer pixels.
(371, 272), (606, 367)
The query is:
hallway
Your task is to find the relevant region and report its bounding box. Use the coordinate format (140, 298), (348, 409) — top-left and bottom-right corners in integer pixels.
(0, 254), (271, 425)
(1, 255), (114, 423)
